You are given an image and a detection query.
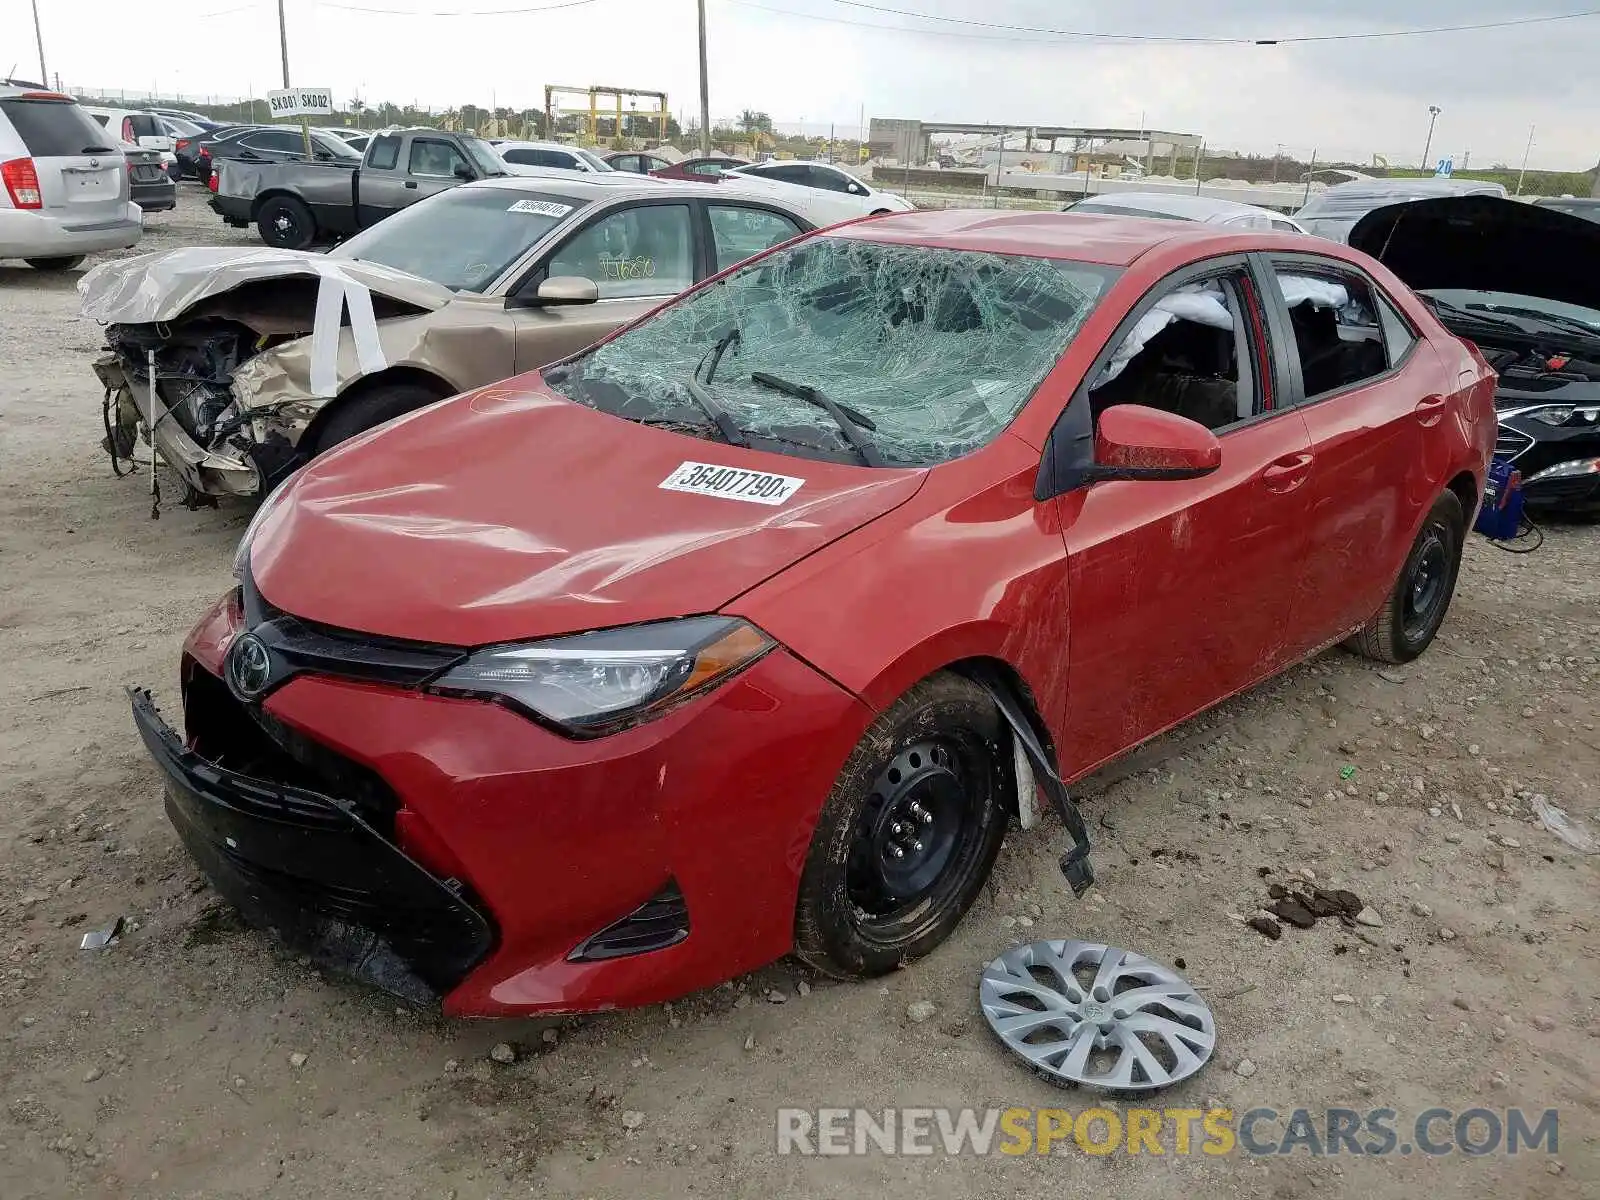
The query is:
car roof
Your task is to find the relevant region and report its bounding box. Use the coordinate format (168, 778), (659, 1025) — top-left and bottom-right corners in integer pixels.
(455, 173), (820, 213)
(496, 140), (587, 152)
(1071, 191), (1283, 221)
(827, 208), (1291, 265)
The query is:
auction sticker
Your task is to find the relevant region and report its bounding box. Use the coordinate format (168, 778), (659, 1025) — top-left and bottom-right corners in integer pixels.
(659, 461), (805, 506)
(507, 198), (573, 217)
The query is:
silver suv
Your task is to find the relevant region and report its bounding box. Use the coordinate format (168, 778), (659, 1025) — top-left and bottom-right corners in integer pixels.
(0, 82), (143, 271)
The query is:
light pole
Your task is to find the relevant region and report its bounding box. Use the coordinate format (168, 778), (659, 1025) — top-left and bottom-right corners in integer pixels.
(1420, 105), (1441, 173)
(696, 0), (711, 156)
(30, 0), (47, 85)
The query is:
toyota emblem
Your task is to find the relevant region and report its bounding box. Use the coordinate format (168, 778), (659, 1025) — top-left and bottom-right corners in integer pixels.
(89, 158), (99, 168)
(226, 633), (274, 701)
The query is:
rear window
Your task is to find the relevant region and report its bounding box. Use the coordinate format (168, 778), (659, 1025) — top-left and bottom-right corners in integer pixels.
(126, 113), (162, 139)
(0, 97), (115, 156)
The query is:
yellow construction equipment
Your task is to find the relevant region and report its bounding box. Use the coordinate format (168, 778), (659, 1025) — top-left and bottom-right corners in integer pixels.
(544, 85), (668, 148)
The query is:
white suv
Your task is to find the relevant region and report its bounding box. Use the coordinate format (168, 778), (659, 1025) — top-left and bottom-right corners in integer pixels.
(0, 84), (142, 270)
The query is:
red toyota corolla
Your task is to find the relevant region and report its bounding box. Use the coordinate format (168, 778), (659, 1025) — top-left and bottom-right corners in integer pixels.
(132, 209), (1495, 1016)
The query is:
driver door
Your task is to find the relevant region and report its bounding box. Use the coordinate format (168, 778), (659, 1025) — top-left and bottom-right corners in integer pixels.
(509, 201), (697, 372)
(405, 137), (472, 206)
(1053, 260), (1318, 778)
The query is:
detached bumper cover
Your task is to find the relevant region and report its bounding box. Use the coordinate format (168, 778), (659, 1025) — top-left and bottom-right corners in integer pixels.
(130, 686), (493, 1002)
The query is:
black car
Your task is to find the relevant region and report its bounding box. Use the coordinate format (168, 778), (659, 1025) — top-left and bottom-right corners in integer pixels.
(203, 126), (362, 181)
(122, 141), (176, 212)
(1352, 196), (1600, 515)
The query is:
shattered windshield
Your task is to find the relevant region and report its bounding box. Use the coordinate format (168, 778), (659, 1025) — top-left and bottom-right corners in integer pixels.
(544, 237), (1116, 466)
(328, 187), (581, 292)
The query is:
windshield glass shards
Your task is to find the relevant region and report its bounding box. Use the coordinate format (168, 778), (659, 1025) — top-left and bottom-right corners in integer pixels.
(544, 237), (1117, 466)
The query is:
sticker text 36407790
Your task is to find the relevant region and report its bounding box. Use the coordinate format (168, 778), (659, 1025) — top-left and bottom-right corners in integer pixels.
(659, 461), (805, 506)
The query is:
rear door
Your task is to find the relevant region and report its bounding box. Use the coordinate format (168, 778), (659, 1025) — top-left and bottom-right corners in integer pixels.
(507, 199), (696, 371)
(0, 94), (126, 224)
(354, 134), (406, 227)
(1255, 254), (1441, 642)
(1055, 256), (1318, 776)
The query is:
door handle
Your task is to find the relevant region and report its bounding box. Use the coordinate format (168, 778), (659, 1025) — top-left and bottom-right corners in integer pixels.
(1262, 452), (1313, 494)
(404, 180), (418, 189)
(1414, 394), (1447, 427)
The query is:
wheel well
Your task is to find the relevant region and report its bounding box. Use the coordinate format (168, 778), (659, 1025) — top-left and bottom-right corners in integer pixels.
(947, 656), (1058, 820)
(298, 366), (455, 455)
(1446, 471), (1478, 524)
(250, 189), (308, 220)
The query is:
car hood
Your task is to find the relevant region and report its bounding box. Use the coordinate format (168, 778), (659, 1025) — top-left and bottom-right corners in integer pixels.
(1348, 195), (1600, 312)
(249, 380), (926, 645)
(78, 246), (453, 326)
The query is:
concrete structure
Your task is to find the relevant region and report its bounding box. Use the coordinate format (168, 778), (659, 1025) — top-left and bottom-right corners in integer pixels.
(867, 118), (1202, 173)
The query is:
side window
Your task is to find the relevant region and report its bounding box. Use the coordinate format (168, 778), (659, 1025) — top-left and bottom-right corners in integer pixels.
(242, 131), (297, 153)
(1088, 270), (1263, 433)
(689, 160), (726, 176)
(367, 135), (401, 170)
(1270, 219), (1300, 233)
(611, 155), (638, 173)
(708, 205), (802, 271)
(1269, 266), (1390, 400)
(766, 164), (812, 186)
(91, 113), (110, 127)
(545, 204), (693, 299)
(1376, 293), (1417, 366)
(410, 138), (469, 177)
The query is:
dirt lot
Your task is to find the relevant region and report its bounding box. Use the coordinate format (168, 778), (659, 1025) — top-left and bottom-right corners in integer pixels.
(1, 193), (1596, 1200)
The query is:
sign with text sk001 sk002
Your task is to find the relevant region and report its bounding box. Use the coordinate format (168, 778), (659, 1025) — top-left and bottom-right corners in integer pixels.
(266, 88), (334, 118)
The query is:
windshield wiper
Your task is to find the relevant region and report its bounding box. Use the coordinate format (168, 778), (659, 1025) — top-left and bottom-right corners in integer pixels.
(680, 378), (750, 447)
(702, 327), (741, 383)
(749, 370), (883, 467)
(1420, 295), (1530, 334)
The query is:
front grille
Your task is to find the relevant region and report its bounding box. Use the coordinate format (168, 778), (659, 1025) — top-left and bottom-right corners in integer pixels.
(1495, 426), (1535, 462)
(240, 568), (465, 695)
(185, 664), (401, 831)
(569, 881), (691, 961)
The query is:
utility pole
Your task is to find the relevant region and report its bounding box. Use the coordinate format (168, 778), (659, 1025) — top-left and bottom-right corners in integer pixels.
(277, 0), (314, 159)
(1420, 105), (1441, 172)
(30, 0), (48, 86)
(1516, 126), (1535, 197)
(696, 0), (711, 156)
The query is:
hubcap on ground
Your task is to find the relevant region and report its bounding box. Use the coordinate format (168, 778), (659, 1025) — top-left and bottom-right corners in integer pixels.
(848, 740), (968, 916)
(1403, 529), (1449, 640)
(980, 940), (1215, 1092)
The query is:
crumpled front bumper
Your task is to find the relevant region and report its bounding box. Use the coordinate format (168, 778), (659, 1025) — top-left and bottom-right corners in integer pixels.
(92, 352), (262, 498)
(130, 687), (494, 1002)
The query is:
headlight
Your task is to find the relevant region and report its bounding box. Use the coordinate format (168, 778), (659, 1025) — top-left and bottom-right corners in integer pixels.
(430, 616), (774, 734)
(1528, 406), (1575, 426)
(1525, 456), (1600, 483)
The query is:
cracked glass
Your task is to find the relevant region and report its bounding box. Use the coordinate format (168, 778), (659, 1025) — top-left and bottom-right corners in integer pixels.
(544, 235), (1118, 466)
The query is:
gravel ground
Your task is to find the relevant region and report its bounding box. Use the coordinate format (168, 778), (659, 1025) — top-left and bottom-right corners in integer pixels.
(1, 192), (1596, 1199)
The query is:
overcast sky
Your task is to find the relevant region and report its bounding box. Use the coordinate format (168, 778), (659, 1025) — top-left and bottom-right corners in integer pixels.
(8, 0), (1597, 169)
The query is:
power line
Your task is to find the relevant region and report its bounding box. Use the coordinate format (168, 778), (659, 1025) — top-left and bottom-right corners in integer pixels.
(726, 0), (1600, 46)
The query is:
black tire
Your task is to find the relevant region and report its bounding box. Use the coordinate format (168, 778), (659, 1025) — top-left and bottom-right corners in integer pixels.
(1348, 490), (1465, 664)
(794, 672), (1010, 978)
(308, 382), (445, 456)
(256, 195), (315, 250)
(25, 256), (84, 271)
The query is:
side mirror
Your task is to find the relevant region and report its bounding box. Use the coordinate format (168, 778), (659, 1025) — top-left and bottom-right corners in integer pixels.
(847, 182), (865, 195)
(1088, 405), (1221, 483)
(454, 163), (476, 181)
(524, 275), (599, 306)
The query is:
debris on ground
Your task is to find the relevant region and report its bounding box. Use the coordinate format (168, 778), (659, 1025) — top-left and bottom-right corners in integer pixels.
(1530, 795), (1599, 854)
(78, 917), (124, 950)
(488, 1042), (517, 1065)
(906, 1000), (937, 1024)
(1247, 916), (1283, 941)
